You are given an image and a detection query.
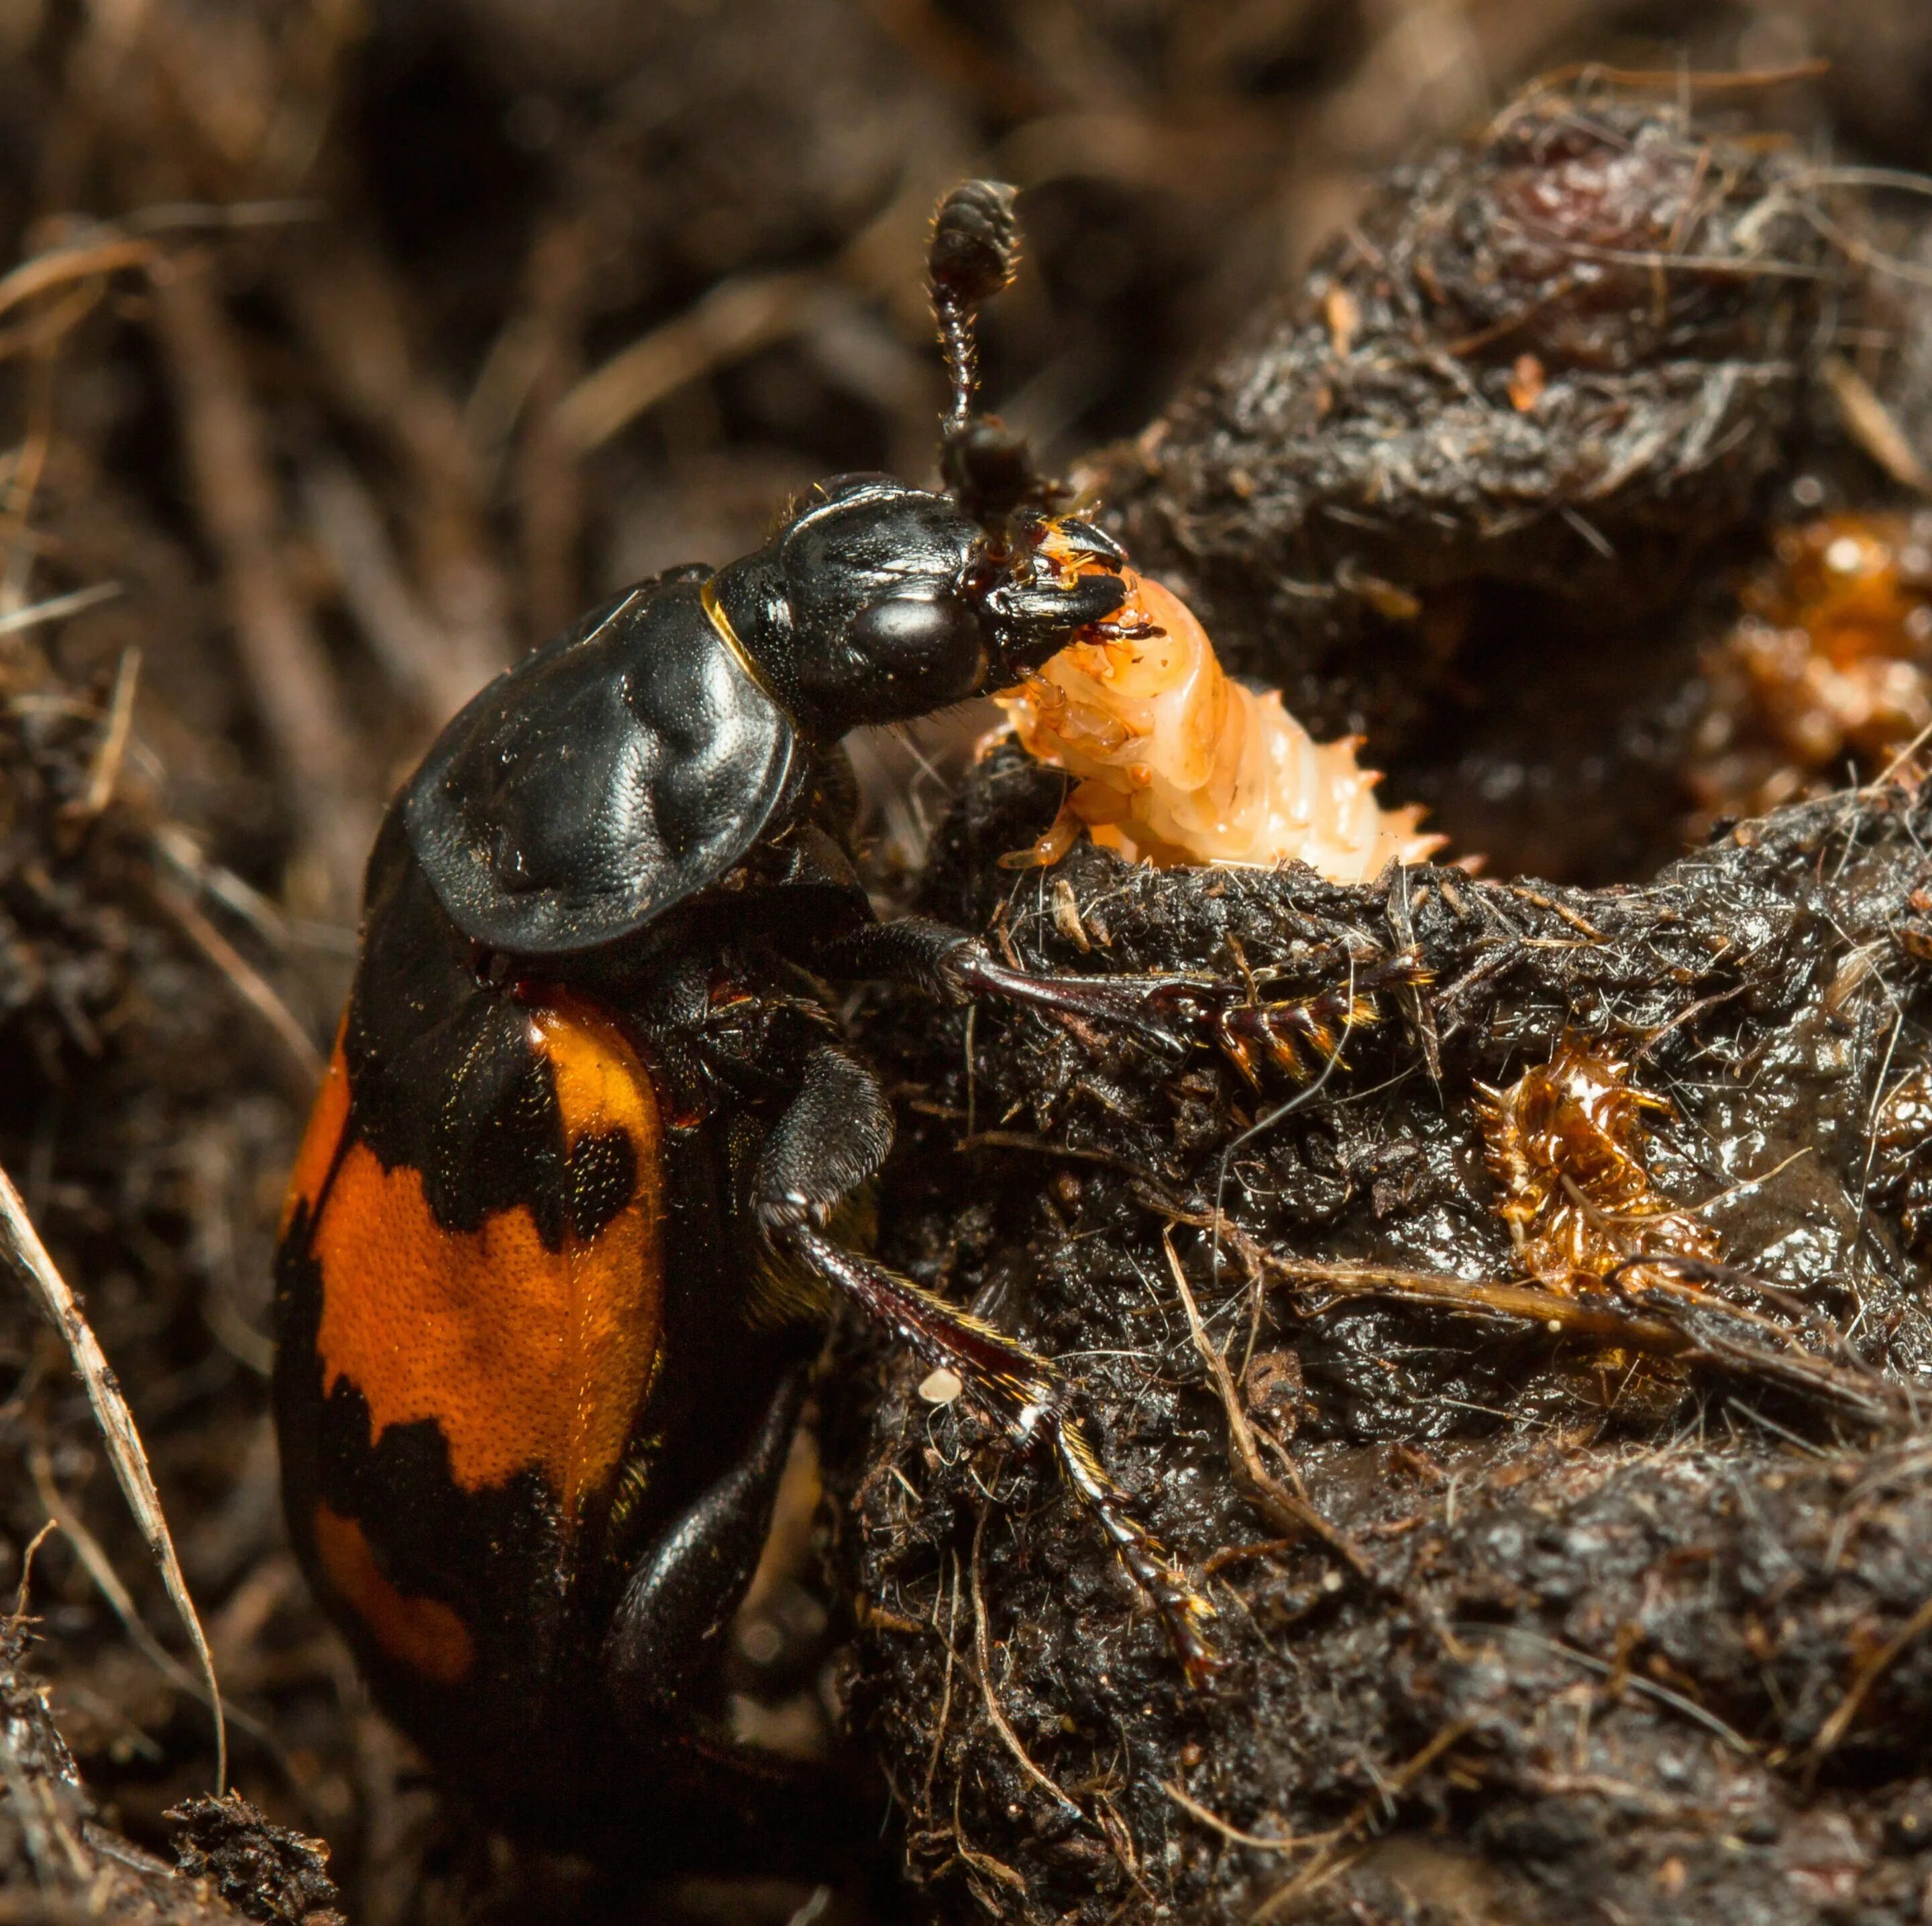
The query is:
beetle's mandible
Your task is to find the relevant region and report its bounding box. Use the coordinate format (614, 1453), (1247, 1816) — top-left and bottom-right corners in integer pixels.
(272, 181), (1332, 1860)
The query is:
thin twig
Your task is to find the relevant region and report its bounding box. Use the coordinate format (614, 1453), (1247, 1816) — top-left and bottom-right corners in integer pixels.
(1159, 1778), (1331, 1855)
(1874, 720), (1932, 790)
(1503, 884), (1607, 942)
(150, 878), (324, 1086)
(72, 645), (139, 820)
(1153, 1191), (1899, 1429)
(120, 200), (324, 236)
(1819, 354), (1932, 495)
(956, 1129), (1158, 1177)
(0, 1162), (226, 1790)
(301, 463), (491, 723)
(1474, 1623), (1756, 1757)
(921, 1555), (961, 1816)
(1807, 1587), (1932, 1766)
(1164, 1232), (1374, 1583)
(0, 237), (157, 328)
(0, 582), (122, 638)
(1515, 56), (1829, 98)
(515, 213), (595, 639)
(1250, 1719), (1477, 1921)
(278, 238), (511, 677)
(969, 1506), (1084, 1824)
(151, 250), (372, 910)
(945, 1778), (1030, 1897)
(30, 1444), (208, 1702)
(11, 1519), (56, 1618)
(28, 1447), (277, 1759)
(557, 269), (825, 453)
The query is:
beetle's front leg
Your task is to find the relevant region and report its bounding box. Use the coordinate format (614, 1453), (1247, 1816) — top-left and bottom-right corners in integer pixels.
(757, 1045), (1219, 1684)
(810, 914), (1419, 1086)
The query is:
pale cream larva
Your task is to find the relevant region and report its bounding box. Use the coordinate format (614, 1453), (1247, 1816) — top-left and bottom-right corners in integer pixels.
(994, 553), (1444, 881)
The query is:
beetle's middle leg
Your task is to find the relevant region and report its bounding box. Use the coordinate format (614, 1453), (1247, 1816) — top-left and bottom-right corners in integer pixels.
(758, 1044), (1218, 1684)
(808, 914), (1419, 1086)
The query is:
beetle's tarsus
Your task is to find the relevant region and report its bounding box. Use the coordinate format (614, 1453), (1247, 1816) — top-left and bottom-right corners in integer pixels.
(771, 1219), (1218, 1680)
(1051, 1417), (1222, 1688)
(602, 1368), (812, 1721)
(1188, 951), (1430, 1087)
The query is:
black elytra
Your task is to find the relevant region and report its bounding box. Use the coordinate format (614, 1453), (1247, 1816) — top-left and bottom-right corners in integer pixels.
(270, 182), (1265, 1865)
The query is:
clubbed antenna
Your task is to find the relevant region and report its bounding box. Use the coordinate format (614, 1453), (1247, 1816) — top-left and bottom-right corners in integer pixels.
(927, 179), (1045, 536)
(928, 178), (1021, 439)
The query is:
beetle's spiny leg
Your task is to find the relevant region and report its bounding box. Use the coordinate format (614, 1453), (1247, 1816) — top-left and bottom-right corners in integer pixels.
(782, 1224), (1065, 1439)
(1165, 949), (1432, 1085)
(777, 1224), (1218, 1682)
(1214, 987), (1360, 1085)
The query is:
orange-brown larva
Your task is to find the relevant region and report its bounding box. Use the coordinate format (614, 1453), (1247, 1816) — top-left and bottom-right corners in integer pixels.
(1690, 511), (1932, 828)
(994, 540), (1444, 881)
(1473, 1033), (1718, 1293)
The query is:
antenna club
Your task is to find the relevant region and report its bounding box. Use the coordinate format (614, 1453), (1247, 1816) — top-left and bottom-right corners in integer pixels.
(928, 178), (1050, 532)
(928, 179), (1022, 307)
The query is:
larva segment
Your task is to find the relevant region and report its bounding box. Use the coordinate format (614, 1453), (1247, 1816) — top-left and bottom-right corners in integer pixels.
(996, 541), (1444, 880)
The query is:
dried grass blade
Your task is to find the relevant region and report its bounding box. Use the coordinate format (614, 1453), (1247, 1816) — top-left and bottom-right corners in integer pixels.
(557, 269), (823, 451)
(969, 1507), (1084, 1825)
(0, 1162), (227, 1791)
(0, 581), (123, 638)
(1806, 1585), (1932, 1768)
(150, 877), (323, 1087)
(1164, 1232), (1375, 1583)
(27, 1448), (278, 1762)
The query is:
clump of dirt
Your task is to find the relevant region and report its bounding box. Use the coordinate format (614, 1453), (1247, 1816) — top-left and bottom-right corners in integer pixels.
(1095, 83), (1866, 883)
(167, 1793), (344, 1926)
(0, 1616), (252, 1926)
(1100, 85), (1836, 710)
(826, 758), (1932, 1926)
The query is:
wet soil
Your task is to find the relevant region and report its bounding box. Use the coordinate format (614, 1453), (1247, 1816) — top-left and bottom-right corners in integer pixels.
(829, 763), (1932, 1926)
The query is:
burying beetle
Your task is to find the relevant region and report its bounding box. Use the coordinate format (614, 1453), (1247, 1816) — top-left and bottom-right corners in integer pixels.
(272, 182), (1357, 1858)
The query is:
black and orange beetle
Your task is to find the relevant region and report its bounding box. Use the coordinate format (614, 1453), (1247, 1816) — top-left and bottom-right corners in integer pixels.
(273, 183), (1320, 1858)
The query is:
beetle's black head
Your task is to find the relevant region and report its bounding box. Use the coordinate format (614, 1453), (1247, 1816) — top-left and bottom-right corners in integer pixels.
(706, 476), (1126, 739)
(703, 180), (1130, 741)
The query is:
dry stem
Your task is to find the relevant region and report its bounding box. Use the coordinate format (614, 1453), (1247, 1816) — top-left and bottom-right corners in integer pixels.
(969, 1506), (1084, 1825)
(152, 252), (372, 912)
(1163, 1231), (1375, 1583)
(0, 1161), (225, 1790)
